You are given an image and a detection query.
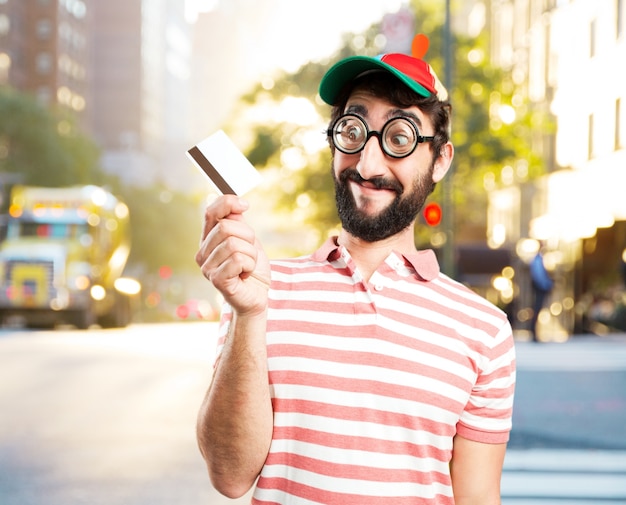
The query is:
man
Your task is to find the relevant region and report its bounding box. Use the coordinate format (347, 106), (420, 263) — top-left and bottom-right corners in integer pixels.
(195, 36), (516, 505)
(529, 244), (553, 342)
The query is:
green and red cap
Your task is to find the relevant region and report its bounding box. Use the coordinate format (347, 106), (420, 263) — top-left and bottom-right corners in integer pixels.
(319, 34), (448, 105)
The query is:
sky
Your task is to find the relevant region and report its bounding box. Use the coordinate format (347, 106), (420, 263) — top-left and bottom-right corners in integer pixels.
(186, 0), (408, 74)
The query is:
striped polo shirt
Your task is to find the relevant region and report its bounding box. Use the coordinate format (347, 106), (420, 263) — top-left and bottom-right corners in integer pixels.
(215, 237), (516, 505)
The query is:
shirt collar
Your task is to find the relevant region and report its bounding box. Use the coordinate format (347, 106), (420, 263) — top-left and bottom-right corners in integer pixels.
(312, 236), (440, 281)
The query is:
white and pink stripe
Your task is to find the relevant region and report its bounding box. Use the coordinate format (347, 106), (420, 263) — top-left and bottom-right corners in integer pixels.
(216, 239), (516, 504)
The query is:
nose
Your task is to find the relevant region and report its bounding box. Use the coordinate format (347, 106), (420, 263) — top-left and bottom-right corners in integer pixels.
(355, 135), (387, 180)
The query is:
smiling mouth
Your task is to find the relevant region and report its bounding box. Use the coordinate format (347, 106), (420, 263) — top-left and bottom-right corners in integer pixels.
(351, 180), (396, 197)
(344, 170), (402, 194)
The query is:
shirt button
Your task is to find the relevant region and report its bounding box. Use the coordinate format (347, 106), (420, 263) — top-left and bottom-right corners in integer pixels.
(374, 284), (383, 291)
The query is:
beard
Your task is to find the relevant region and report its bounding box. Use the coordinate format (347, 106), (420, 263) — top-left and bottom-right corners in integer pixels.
(333, 165), (435, 243)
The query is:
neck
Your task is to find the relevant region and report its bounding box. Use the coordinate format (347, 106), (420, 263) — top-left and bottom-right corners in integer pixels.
(337, 224), (417, 282)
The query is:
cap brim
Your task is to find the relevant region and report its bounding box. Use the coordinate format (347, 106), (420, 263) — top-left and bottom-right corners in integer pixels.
(319, 56), (433, 105)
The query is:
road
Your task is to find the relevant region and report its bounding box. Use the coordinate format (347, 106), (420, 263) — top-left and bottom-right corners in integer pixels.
(503, 336), (626, 504)
(0, 322), (253, 505)
(0, 324), (625, 504)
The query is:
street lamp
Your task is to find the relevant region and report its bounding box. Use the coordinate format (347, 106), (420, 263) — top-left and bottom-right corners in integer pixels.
(441, 0), (455, 277)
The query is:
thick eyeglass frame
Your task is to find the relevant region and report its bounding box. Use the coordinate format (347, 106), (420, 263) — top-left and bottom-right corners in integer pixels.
(327, 113), (435, 159)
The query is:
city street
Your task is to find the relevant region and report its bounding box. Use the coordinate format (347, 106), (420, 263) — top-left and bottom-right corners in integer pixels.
(503, 336), (626, 504)
(0, 323), (253, 505)
(0, 323), (625, 504)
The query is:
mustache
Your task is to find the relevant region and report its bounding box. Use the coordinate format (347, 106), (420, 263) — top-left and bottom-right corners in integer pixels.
(339, 168), (403, 194)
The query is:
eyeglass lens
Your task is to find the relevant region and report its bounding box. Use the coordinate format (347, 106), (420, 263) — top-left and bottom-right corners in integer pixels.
(331, 114), (420, 158)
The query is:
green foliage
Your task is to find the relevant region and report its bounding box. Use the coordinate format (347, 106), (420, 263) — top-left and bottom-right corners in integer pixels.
(0, 87), (102, 187)
(445, 29), (549, 234)
(222, 2), (552, 254)
(109, 182), (204, 275)
(0, 86), (202, 279)
(246, 125), (283, 167)
(226, 26), (388, 246)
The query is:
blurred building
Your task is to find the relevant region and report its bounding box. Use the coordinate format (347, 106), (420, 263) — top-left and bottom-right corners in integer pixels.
(92, 0), (194, 189)
(0, 0), (197, 190)
(488, 0), (626, 337)
(0, 0), (92, 126)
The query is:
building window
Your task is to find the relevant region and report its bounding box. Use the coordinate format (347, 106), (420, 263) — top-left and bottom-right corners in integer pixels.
(617, 98), (623, 149)
(588, 113), (595, 159)
(590, 19), (597, 58)
(36, 19), (53, 40)
(61, 0), (87, 19)
(35, 52), (53, 74)
(0, 52), (10, 84)
(37, 86), (52, 106)
(0, 14), (9, 36)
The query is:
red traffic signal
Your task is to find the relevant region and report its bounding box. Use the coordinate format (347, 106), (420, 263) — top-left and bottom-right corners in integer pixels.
(423, 202), (442, 226)
(159, 265), (173, 279)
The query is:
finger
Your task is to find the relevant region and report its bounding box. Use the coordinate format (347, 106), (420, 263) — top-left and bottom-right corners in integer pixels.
(202, 247), (258, 291)
(196, 215), (258, 274)
(198, 214), (256, 258)
(195, 213), (257, 271)
(206, 234), (258, 276)
(199, 195), (250, 242)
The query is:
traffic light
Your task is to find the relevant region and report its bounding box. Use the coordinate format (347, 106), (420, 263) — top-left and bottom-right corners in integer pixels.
(423, 202), (442, 226)
(158, 265), (172, 279)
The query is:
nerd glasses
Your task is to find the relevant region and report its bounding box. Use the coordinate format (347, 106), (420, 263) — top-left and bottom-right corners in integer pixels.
(327, 113), (434, 159)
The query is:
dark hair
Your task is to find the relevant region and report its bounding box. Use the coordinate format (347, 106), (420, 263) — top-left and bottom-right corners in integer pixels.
(327, 71), (452, 161)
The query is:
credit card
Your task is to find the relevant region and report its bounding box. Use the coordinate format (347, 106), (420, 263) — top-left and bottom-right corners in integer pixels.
(186, 130), (261, 195)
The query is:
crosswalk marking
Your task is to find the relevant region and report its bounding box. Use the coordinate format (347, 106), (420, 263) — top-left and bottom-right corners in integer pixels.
(502, 449), (626, 504)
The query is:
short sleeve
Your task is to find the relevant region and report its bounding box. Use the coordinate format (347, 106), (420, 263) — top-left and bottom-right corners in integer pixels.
(456, 321), (516, 444)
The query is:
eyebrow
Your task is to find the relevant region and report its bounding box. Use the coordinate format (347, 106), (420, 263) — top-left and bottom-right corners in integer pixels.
(344, 103), (368, 117)
(343, 104), (425, 129)
(387, 109), (424, 128)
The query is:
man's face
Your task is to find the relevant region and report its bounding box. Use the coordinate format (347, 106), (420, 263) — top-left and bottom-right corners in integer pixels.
(332, 91), (441, 242)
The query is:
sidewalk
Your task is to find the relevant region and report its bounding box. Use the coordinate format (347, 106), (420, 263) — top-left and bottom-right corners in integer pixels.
(514, 333), (626, 371)
(510, 332), (626, 452)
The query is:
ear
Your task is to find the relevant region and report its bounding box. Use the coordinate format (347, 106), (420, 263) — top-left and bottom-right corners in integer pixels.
(432, 142), (454, 183)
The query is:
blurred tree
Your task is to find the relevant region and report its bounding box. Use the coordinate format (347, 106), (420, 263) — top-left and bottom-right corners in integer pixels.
(0, 87), (203, 280)
(227, 30), (386, 250)
(0, 87), (102, 186)
(215, 1), (551, 254)
(112, 183), (204, 275)
(426, 11), (550, 242)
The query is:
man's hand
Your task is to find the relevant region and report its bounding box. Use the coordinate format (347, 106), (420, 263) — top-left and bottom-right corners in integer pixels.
(195, 195), (273, 497)
(195, 195), (270, 316)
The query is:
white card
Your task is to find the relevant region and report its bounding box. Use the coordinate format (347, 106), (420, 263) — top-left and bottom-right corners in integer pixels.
(186, 130), (261, 195)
